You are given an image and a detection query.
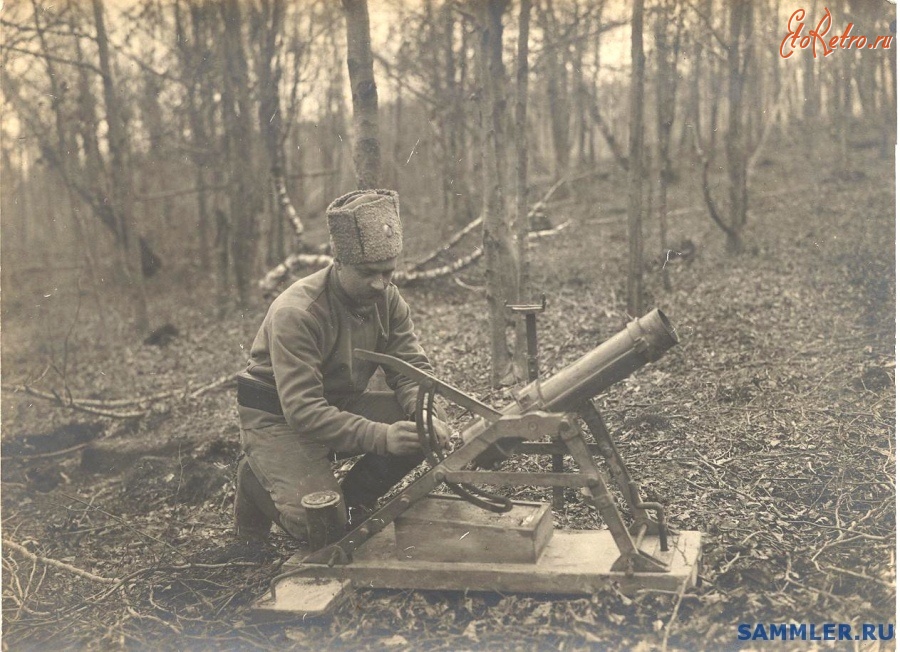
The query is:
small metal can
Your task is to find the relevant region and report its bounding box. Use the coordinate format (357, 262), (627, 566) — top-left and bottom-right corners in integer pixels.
(301, 490), (343, 551)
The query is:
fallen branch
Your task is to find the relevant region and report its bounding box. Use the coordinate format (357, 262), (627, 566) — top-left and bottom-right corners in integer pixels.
(395, 248), (483, 284)
(257, 252), (335, 296)
(185, 373), (237, 399)
(257, 218), (571, 293)
(258, 169), (589, 295)
(2, 373), (236, 419)
(3, 539), (119, 585)
(409, 216), (483, 271)
(406, 181), (568, 272)
(4, 591), (53, 618)
(453, 276), (485, 292)
(586, 216), (627, 226)
(1, 386), (147, 419)
(529, 219), (571, 239)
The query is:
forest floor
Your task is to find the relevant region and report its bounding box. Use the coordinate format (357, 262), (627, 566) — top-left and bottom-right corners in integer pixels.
(1, 123), (895, 651)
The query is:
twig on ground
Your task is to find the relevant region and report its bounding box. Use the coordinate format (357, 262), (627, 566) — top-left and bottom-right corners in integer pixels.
(814, 561), (895, 589)
(660, 574), (691, 652)
(16, 442), (92, 460)
(125, 605), (182, 636)
(787, 521), (892, 541)
(3, 539), (119, 585)
(783, 577), (853, 608)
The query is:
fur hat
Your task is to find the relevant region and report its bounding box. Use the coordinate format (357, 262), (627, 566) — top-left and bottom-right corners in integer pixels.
(326, 189), (403, 264)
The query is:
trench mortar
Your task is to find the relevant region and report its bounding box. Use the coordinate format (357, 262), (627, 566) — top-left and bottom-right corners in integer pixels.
(254, 308), (702, 618)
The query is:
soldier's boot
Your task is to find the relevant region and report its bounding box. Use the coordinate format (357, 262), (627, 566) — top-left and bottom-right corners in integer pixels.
(234, 457), (281, 542)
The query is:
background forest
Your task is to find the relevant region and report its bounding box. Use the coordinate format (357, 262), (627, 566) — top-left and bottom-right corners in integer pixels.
(1, 0), (896, 649)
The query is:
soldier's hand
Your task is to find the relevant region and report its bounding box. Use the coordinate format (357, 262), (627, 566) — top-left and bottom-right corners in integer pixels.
(408, 409), (452, 450)
(429, 418), (452, 450)
(385, 421), (422, 456)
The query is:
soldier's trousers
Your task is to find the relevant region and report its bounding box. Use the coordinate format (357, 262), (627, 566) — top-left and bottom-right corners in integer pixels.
(236, 392), (421, 541)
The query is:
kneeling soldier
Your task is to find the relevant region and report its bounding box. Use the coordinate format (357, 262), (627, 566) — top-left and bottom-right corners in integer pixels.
(235, 189), (449, 542)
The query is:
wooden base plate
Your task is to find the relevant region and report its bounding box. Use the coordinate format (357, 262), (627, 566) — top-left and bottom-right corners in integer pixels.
(254, 527), (702, 618)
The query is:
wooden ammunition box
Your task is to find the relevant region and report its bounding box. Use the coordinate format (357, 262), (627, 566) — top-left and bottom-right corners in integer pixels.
(394, 494), (553, 564)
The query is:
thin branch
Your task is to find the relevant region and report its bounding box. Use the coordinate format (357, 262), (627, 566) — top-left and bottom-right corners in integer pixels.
(0, 43), (104, 75)
(0, 17), (95, 41)
(3, 539), (119, 585)
(747, 85), (786, 181)
(815, 561), (895, 588)
(660, 574), (691, 652)
(586, 94), (630, 172)
(2, 373), (235, 418)
(683, 0), (728, 50)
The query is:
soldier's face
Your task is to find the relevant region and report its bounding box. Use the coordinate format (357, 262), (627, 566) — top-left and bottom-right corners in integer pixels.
(336, 258), (397, 305)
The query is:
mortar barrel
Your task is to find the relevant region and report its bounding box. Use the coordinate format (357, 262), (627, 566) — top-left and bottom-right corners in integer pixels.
(463, 309), (678, 462)
(515, 308), (677, 413)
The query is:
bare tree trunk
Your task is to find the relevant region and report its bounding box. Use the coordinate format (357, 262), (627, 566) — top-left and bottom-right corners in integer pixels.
(536, 0), (570, 180)
(725, 0), (751, 254)
(680, 0), (708, 157)
(221, 0), (262, 307)
(392, 80), (403, 194)
(70, 20), (109, 332)
(341, 0), (381, 189)
(802, 0), (820, 118)
(889, 17), (897, 152)
(92, 0), (149, 333)
(442, 4), (461, 224)
(323, 54), (345, 205)
(478, 0), (517, 387)
(175, 0), (212, 272)
(626, 0), (645, 317)
(513, 0), (532, 380)
(654, 0), (680, 293)
(253, 0), (304, 258)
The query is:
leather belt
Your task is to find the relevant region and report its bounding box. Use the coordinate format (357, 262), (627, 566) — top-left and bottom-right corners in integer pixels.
(236, 371), (283, 416)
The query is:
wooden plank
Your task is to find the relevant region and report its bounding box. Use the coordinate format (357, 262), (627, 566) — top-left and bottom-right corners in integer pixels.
(394, 495), (552, 564)
(285, 528), (702, 596)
